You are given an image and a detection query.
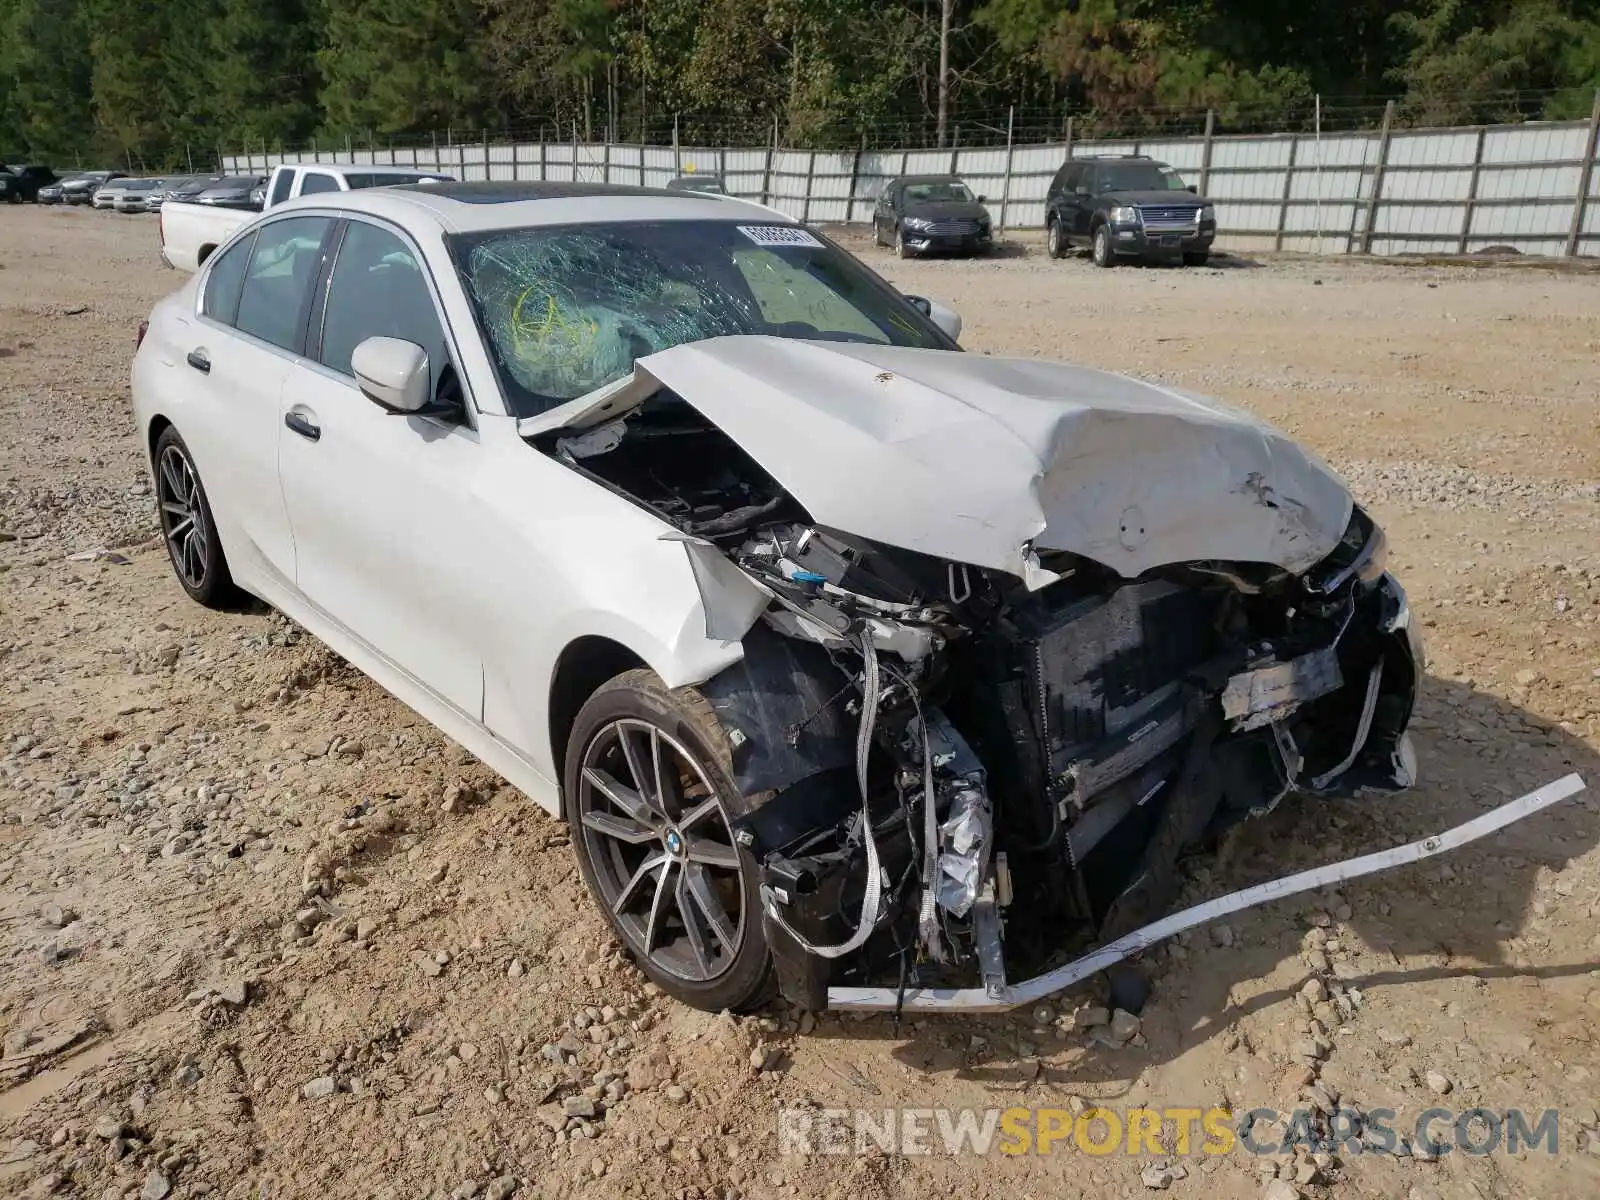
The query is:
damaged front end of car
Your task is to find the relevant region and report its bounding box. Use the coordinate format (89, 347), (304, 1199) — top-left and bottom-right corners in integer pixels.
(524, 337), (1437, 1013)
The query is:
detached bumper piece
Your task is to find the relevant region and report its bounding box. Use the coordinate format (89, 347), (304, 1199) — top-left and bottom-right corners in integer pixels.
(828, 773), (1586, 1011)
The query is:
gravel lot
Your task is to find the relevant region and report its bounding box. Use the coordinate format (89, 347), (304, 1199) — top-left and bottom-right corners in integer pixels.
(2, 205), (1599, 1200)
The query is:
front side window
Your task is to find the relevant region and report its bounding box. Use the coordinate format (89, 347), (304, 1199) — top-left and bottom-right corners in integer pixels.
(235, 216), (332, 352)
(452, 220), (950, 415)
(201, 232), (256, 324)
(299, 173), (340, 195)
(319, 221), (449, 394)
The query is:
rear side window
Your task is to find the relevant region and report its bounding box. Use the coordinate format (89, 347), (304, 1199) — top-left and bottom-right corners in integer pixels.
(201, 233), (255, 324)
(268, 170), (294, 207)
(343, 172), (452, 189)
(299, 173), (340, 195)
(235, 217), (333, 352)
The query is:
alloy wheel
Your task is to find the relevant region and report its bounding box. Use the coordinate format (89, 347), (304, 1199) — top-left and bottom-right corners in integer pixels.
(576, 717), (746, 983)
(157, 444), (209, 591)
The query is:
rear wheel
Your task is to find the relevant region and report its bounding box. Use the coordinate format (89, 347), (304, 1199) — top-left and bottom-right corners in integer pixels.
(564, 670), (773, 1012)
(1047, 218), (1068, 259)
(1092, 223), (1116, 268)
(153, 425), (241, 609)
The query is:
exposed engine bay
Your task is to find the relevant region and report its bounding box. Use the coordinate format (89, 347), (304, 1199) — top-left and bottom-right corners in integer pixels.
(529, 353), (1428, 1012)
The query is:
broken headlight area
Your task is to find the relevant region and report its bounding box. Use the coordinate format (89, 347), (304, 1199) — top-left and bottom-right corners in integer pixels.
(531, 396), (1422, 1013)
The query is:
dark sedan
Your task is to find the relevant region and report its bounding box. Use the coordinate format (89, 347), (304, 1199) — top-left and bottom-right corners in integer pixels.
(665, 173), (728, 195)
(872, 174), (994, 258)
(58, 171), (124, 205)
(191, 175), (267, 211)
(147, 174), (224, 210)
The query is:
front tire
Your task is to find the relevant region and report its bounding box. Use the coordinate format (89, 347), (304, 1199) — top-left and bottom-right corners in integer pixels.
(564, 670), (774, 1012)
(153, 425), (241, 609)
(1092, 223), (1116, 268)
(895, 224), (915, 259)
(1047, 218), (1067, 259)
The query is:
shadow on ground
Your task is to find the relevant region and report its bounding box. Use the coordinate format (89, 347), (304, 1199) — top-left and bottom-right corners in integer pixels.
(827, 672), (1598, 1085)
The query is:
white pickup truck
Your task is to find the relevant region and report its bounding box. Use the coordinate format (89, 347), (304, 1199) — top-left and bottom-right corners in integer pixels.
(158, 162), (453, 272)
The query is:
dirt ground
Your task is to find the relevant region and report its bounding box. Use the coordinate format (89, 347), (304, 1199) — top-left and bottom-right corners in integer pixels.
(1, 205), (1598, 1200)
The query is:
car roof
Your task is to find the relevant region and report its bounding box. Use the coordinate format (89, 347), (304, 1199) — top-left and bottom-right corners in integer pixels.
(288, 164), (451, 178)
(894, 174), (965, 185)
(269, 180), (794, 233)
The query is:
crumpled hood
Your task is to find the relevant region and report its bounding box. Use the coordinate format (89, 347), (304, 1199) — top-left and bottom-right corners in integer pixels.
(520, 336), (1354, 583)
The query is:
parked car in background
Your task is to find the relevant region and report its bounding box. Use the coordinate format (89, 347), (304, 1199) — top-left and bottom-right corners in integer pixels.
(159, 163), (454, 271)
(1045, 154), (1216, 267)
(93, 177), (147, 210)
(189, 174), (268, 213)
(114, 178), (167, 213)
(60, 171), (123, 205)
(665, 173), (728, 195)
(872, 174), (993, 258)
(148, 174), (224, 211)
(1, 164), (58, 203)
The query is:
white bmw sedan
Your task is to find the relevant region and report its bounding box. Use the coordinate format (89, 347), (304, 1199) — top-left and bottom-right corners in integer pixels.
(133, 182), (1421, 1016)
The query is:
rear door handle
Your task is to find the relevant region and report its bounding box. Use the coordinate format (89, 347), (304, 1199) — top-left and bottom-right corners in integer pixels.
(186, 348), (210, 374)
(284, 411), (321, 442)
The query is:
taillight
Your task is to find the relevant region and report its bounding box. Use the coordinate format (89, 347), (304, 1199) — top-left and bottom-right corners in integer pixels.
(137, 320), (148, 350)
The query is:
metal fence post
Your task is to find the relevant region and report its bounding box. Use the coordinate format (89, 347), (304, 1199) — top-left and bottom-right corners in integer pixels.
(1274, 136), (1298, 250)
(1360, 100), (1396, 255)
(1198, 109), (1216, 195)
(1563, 88), (1600, 257)
(673, 114), (681, 174)
(801, 150), (816, 225)
(847, 137), (864, 224)
(762, 117), (778, 207)
(998, 105), (1015, 235)
(1459, 125), (1488, 254)
(1064, 116), (1074, 160)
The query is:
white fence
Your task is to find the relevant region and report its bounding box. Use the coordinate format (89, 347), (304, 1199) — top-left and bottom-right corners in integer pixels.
(225, 102), (1600, 258)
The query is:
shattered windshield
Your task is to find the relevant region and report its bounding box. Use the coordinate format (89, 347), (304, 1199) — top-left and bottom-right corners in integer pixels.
(450, 220), (948, 414)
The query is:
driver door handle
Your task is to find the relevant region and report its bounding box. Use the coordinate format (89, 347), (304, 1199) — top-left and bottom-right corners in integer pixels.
(284, 411), (321, 442)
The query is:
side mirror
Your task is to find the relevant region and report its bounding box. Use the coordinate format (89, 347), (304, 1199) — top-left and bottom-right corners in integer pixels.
(976, 194), (988, 203)
(353, 336), (432, 413)
(1186, 185), (1198, 193)
(904, 295), (962, 342)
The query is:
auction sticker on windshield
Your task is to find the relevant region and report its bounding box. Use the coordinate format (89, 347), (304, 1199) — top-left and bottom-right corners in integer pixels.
(738, 225), (823, 248)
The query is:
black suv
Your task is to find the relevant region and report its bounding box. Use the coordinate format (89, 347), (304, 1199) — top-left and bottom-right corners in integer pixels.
(1045, 155), (1216, 267)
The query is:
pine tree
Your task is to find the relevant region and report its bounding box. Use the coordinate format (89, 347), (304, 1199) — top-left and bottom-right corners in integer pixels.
(317, 0), (486, 137)
(1, 0), (95, 160)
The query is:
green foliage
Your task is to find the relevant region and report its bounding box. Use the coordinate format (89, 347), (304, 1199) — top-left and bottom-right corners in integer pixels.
(0, 0), (95, 161)
(317, 0), (487, 137)
(1389, 0), (1592, 123)
(0, 0), (1598, 162)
